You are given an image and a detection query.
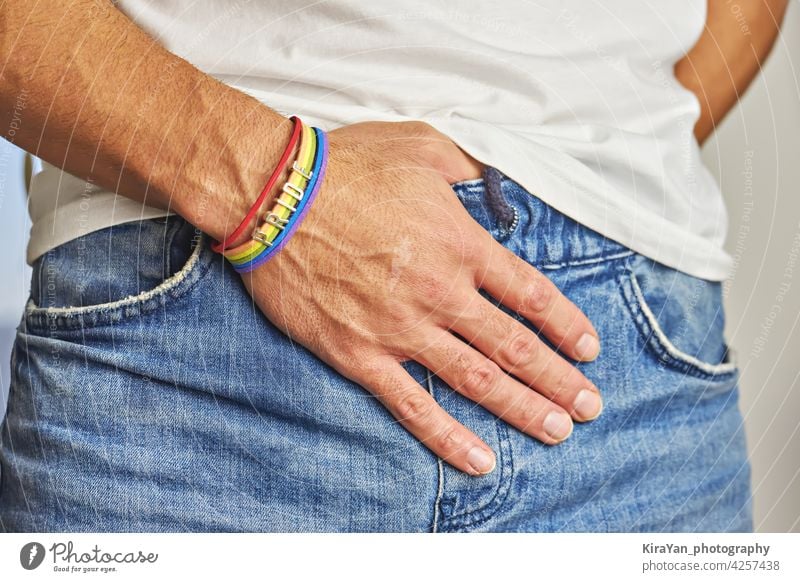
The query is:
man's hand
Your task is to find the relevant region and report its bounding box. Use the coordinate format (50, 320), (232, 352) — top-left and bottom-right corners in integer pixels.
(0, 2), (603, 476)
(243, 121), (604, 475)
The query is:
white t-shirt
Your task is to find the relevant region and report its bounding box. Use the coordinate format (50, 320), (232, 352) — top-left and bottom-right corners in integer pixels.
(27, 0), (733, 281)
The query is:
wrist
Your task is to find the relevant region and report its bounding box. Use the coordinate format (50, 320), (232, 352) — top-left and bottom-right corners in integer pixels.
(221, 122), (329, 273)
(160, 79), (293, 243)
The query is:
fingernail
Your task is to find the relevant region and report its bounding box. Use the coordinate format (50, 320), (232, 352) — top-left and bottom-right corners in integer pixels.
(543, 411), (573, 442)
(466, 446), (496, 475)
(575, 333), (600, 361)
(573, 389), (603, 421)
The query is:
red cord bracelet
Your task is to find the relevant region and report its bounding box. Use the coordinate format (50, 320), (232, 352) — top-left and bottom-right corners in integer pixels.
(211, 116), (302, 253)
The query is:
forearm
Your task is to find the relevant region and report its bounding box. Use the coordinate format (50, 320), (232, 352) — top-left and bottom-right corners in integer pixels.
(675, 0), (788, 144)
(0, 0), (291, 241)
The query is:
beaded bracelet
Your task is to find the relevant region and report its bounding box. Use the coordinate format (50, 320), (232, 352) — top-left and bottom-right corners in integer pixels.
(224, 124), (329, 273)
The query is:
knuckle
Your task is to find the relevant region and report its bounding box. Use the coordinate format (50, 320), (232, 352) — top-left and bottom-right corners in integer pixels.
(348, 359), (380, 382)
(434, 425), (465, 455)
(387, 306), (422, 332)
(551, 368), (578, 398)
(412, 277), (464, 318)
(437, 228), (476, 264)
(503, 331), (539, 365)
(460, 360), (500, 400)
(394, 390), (433, 423)
(521, 276), (553, 313)
(463, 234), (488, 261)
(419, 277), (451, 305)
(332, 345), (377, 376)
(516, 401), (543, 431)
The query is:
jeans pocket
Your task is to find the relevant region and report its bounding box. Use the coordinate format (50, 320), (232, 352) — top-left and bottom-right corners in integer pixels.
(619, 254), (738, 380)
(24, 216), (212, 333)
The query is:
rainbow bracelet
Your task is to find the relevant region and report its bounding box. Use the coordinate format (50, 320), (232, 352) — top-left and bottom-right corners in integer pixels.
(223, 124), (315, 266)
(225, 123), (316, 263)
(224, 125), (328, 273)
(243, 128), (328, 271)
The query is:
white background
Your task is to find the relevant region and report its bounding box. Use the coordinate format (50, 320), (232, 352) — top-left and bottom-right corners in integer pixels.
(701, 1), (800, 533)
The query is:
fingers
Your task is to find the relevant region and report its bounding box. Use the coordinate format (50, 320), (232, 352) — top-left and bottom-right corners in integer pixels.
(475, 242), (601, 362)
(413, 330), (576, 445)
(449, 291), (603, 422)
(358, 357), (497, 476)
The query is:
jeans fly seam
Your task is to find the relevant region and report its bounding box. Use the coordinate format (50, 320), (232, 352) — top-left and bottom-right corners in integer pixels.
(426, 370), (444, 533)
(438, 421), (514, 531)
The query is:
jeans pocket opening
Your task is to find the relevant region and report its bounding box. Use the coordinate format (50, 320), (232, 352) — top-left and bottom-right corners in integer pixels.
(24, 225), (212, 332)
(620, 266), (738, 379)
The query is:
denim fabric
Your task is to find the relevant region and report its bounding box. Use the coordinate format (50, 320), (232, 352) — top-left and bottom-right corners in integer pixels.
(0, 176), (752, 532)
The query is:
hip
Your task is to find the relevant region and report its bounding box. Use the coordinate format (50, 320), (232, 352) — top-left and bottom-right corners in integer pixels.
(1, 177), (751, 531)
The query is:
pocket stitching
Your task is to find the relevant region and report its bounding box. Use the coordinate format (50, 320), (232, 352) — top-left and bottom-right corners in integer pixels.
(24, 234), (212, 331)
(621, 268), (738, 378)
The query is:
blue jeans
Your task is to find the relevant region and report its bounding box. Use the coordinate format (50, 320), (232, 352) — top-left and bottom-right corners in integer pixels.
(0, 175), (752, 532)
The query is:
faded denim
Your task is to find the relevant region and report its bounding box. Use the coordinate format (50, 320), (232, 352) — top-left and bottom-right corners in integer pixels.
(0, 175), (752, 532)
